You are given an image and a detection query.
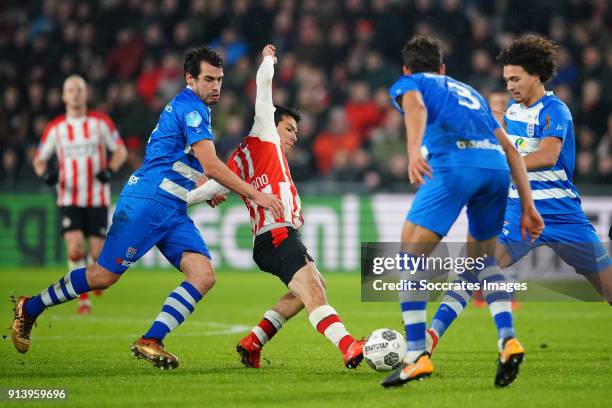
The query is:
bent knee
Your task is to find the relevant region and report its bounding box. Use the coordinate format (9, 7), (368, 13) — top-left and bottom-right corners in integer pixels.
(89, 264), (120, 289)
(189, 270), (216, 293)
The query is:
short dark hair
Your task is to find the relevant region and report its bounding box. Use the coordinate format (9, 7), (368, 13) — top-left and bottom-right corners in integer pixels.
(274, 105), (301, 126)
(496, 35), (557, 83)
(184, 46), (223, 78)
(401, 35), (443, 74)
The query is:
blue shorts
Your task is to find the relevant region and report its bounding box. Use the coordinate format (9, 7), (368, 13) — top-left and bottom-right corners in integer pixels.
(98, 197), (211, 274)
(499, 208), (612, 275)
(407, 167), (510, 240)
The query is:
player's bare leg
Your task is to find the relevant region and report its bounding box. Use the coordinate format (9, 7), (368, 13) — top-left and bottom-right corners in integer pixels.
(236, 266), (327, 367)
(11, 263), (121, 353)
(236, 292), (304, 368)
(88, 236), (106, 297)
(131, 252), (215, 370)
(285, 262), (364, 369)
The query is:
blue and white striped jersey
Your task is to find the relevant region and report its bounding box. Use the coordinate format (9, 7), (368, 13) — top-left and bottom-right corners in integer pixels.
(504, 92), (582, 215)
(120, 86), (214, 210)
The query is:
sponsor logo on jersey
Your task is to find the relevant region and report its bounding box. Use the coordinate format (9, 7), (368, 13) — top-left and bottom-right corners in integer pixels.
(128, 175), (139, 185)
(456, 139), (504, 153)
(527, 123), (535, 136)
(514, 137), (526, 150)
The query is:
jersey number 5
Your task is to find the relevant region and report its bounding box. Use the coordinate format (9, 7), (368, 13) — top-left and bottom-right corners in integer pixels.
(448, 82), (481, 110)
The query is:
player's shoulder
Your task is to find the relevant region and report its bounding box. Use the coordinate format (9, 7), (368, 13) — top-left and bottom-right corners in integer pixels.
(173, 88), (210, 120)
(88, 110), (115, 123)
(42, 114), (66, 137)
(541, 93), (572, 118)
(47, 114), (67, 128)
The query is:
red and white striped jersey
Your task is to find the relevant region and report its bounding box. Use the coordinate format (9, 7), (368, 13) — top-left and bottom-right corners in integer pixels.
(227, 55), (303, 236)
(228, 136), (303, 236)
(36, 111), (123, 208)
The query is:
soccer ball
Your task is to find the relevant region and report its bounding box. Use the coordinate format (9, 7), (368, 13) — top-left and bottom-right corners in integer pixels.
(363, 328), (406, 371)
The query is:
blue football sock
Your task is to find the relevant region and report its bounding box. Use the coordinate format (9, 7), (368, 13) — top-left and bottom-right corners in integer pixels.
(430, 270), (478, 337)
(477, 260), (515, 339)
(144, 281), (203, 341)
(25, 267), (90, 319)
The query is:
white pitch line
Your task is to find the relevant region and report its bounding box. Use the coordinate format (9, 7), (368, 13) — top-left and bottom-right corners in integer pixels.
(46, 314), (244, 328)
(31, 315), (250, 341)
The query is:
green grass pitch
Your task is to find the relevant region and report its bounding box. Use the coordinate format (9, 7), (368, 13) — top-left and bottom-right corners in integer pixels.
(1, 267), (611, 407)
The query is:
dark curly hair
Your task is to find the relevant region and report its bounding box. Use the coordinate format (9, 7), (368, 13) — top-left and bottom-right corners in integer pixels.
(496, 35), (557, 83)
(401, 35), (443, 74)
(184, 46), (223, 78)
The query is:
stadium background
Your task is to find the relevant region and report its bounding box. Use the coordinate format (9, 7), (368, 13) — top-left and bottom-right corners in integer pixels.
(0, 0), (610, 269)
(1, 3), (612, 407)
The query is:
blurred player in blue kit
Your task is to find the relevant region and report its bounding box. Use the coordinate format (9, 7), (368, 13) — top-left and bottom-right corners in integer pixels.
(11, 46), (283, 370)
(381, 36), (544, 388)
(428, 35), (612, 364)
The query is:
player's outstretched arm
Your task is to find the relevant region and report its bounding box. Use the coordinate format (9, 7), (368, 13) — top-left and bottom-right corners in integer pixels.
(401, 91), (432, 185)
(494, 127), (544, 241)
(192, 139), (283, 218)
(251, 44), (277, 140)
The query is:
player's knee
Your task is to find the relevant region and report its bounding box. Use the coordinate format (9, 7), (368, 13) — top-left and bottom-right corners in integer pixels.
(67, 248), (85, 260)
(189, 270), (216, 293)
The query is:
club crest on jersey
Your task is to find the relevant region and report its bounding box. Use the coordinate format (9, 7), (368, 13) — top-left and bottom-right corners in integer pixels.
(527, 123), (535, 136)
(186, 111), (202, 128)
(126, 247), (137, 259)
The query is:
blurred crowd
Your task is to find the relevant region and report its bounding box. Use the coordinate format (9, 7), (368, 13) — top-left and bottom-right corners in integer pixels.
(0, 0), (611, 192)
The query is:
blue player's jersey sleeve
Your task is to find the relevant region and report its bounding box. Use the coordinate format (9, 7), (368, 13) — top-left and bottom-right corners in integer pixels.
(180, 103), (214, 145)
(389, 76), (419, 113)
(388, 73), (507, 170)
(540, 103), (571, 142)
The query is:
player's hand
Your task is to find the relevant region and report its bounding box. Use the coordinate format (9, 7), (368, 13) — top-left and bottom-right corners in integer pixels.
(42, 169), (59, 186)
(207, 194), (227, 208)
(262, 44), (277, 63)
(254, 192), (284, 219)
(407, 153), (432, 185)
(96, 169), (114, 183)
(520, 205), (544, 242)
